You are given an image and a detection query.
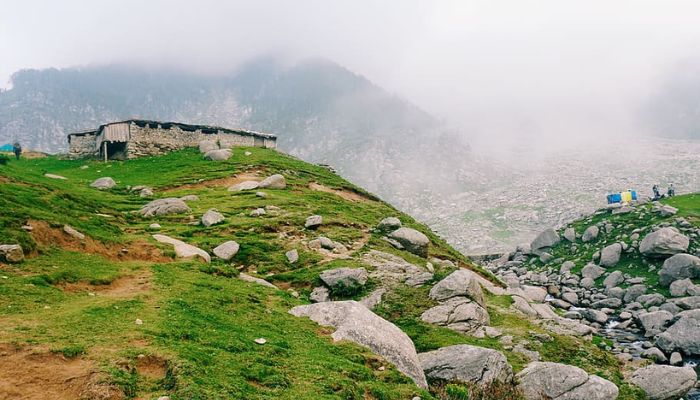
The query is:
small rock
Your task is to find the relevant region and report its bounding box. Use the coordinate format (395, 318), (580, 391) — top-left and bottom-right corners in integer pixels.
(254, 338), (267, 345)
(213, 241), (240, 261)
(258, 174), (286, 189)
(90, 177), (116, 190)
(135, 319), (143, 325)
(286, 249), (299, 263)
(305, 215), (323, 229)
(63, 225), (85, 240)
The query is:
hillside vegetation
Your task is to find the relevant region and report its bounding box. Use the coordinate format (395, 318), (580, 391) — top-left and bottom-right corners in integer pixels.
(0, 148), (646, 399)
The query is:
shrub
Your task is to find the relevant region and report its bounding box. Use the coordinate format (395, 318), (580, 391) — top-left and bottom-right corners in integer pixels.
(0, 153), (10, 165)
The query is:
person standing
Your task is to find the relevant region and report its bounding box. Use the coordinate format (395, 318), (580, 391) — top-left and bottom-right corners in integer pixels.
(12, 142), (21, 160)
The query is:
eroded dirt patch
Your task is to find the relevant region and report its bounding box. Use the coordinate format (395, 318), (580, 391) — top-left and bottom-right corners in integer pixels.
(0, 344), (123, 400)
(135, 355), (168, 380)
(308, 182), (372, 202)
(58, 269), (152, 298)
(29, 220), (169, 262)
(164, 170), (262, 192)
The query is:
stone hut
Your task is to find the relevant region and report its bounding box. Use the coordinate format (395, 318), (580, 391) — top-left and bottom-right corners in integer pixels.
(67, 120), (276, 160)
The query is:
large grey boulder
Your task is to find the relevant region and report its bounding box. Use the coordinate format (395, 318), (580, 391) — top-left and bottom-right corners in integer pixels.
(212, 241), (240, 261)
(636, 310), (673, 337)
(140, 198), (191, 217)
(640, 228), (690, 257)
(305, 215), (323, 229)
(362, 250), (433, 287)
(152, 234), (210, 263)
(418, 345), (512, 386)
(656, 314), (700, 355)
(421, 296), (490, 332)
(289, 301), (428, 388)
(599, 243), (622, 267)
(309, 287), (330, 303)
(629, 365), (696, 400)
(624, 284), (647, 303)
(201, 209), (225, 227)
(90, 177), (116, 190)
(516, 362), (618, 400)
(429, 269), (485, 307)
(563, 227), (576, 242)
(204, 149), (232, 161)
(0, 244), (23, 263)
(670, 278), (700, 297)
(531, 228), (560, 251)
(258, 174), (286, 189)
(319, 268), (368, 289)
(582, 264), (605, 280)
(388, 227), (430, 257)
(658, 254), (700, 287)
(581, 309), (608, 324)
(604, 270), (625, 289)
(582, 226), (600, 242)
(377, 217), (402, 232)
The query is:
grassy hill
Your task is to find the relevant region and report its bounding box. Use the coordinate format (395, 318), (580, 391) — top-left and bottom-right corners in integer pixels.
(0, 148), (643, 399)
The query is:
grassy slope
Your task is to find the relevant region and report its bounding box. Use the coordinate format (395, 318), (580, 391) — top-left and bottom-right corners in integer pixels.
(0, 148), (642, 399)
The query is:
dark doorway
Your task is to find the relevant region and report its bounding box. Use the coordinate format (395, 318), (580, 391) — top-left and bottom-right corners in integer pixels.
(105, 141), (127, 160)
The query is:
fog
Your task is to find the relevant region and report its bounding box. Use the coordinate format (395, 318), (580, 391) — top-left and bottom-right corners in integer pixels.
(3, 0), (700, 148)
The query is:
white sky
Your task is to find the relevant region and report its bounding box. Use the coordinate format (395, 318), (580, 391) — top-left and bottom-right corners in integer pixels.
(2, 0), (700, 142)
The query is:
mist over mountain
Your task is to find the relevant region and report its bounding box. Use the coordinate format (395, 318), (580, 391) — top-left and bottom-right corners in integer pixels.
(643, 58), (700, 140)
(0, 58), (482, 201)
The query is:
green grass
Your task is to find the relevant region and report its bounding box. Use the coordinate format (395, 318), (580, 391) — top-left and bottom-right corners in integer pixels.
(0, 148), (654, 399)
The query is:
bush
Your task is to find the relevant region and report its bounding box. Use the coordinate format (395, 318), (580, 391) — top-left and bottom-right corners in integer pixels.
(0, 153), (10, 165)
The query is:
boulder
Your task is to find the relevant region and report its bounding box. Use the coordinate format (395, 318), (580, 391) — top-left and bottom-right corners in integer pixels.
(90, 177), (116, 190)
(285, 249), (299, 263)
(636, 310), (673, 337)
(319, 268), (368, 289)
(305, 215), (323, 229)
(561, 260), (575, 274)
(239, 273), (277, 289)
(289, 301), (428, 388)
(250, 208), (266, 217)
(198, 140), (218, 153)
(656, 315), (700, 355)
(179, 195), (199, 202)
(212, 241), (240, 261)
(658, 254), (700, 287)
(258, 174), (286, 189)
(429, 269), (485, 307)
(582, 264), (605, 280)
(228, 181), (260, 191)
(641, 347), (668, 363)
(599, 243), (622, 267)
(201, 209), (225, 227)
(562, 291), (579, 306)
(388, 227), (430, 257)
(152, 234), (210, 263)
(204, 149), (232, 161)
(582, 226), (600, 242)
(563, 227), (576, 242)
(640, 228), (690, 257)
(670, 278), (699, 297)
(63, 225), (85, 240)
(418, 345), (512, 386)
(362, 250), (433, 287)
(581, 309), (608, 324)
(309, 287), (330, 303)
(624, 284), (647, 303)
(516, 361), (618, 400)
(140, 198), (191, 217)
(604, 270), (625, 289)
(531, 228), (560, 251)
(674, 296), (700, 310)
(421, 296), (490, 332)
(629, 365), (696, 400)
(0, 244), (23, 263)
(378, 217), (402, 232)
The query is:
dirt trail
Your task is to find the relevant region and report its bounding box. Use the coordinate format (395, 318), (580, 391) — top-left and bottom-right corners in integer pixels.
(164, 170), (262, 191)
(59, 269), (152, 298)
(308, 182), (371, 202)
(28, 220), (169, 262)
(0, 344), (122, 400)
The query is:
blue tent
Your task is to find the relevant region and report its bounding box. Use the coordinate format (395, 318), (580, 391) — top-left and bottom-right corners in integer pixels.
(0, 144), (13, 152)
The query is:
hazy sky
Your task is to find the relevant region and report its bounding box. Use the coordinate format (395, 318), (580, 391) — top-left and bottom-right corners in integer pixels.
(2, 0), (700, 143)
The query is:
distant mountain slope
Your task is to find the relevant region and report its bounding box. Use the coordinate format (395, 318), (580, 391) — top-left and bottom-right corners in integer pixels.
(0, 60), (476, 201)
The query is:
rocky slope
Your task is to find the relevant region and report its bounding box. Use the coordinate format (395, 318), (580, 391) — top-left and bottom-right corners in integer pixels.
(488, 193), (700, 398)
(1, 146), (687, 399)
